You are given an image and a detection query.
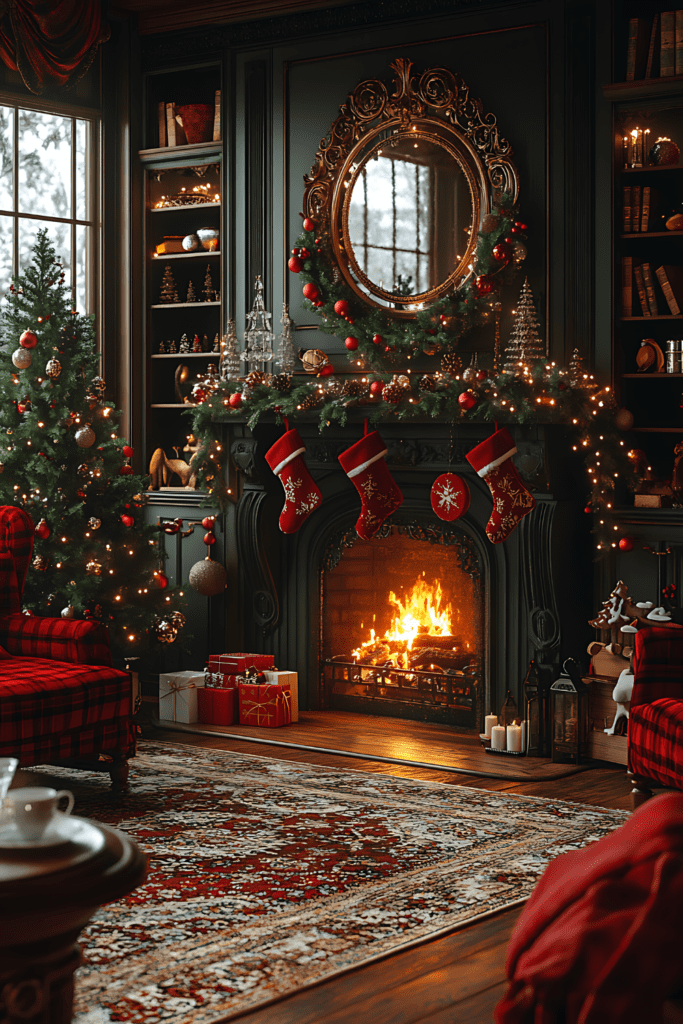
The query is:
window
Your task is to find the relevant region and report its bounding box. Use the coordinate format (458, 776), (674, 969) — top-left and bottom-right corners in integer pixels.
(0, 102), (98, 315)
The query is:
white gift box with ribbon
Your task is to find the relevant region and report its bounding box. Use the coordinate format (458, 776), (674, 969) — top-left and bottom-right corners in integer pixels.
(263, 670), (298, 722)
(159, 671), (205, 723)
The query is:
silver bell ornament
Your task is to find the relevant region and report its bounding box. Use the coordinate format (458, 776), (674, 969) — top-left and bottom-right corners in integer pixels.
(45, 357), (62, 379)
(12, 348), (32, 369)
(75, 425), (96, 447)
(189, 555), (228, 596)
(61, 606), (75, 618)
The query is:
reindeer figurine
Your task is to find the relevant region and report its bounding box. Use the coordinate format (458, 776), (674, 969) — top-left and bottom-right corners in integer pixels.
(148, 435), (218, 490)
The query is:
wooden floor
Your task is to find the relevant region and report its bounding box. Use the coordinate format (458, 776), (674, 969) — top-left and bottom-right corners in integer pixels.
(143, 706), (634, 1024)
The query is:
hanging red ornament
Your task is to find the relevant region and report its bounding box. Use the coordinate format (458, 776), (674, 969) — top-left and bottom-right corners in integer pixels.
(35, 519), (51, 540)
(515, 222), (528, 231)
(476, 370), (487, 381)
(492, 242), (513, 264)
(619, 535), (635, 552)
(121, 514), (135, 527)
(201, 516), (215, 530)
(369, 380), (384, 396)
(119, 465), (133, 475)
(303, 282), (319, 301)
(345, 336), (359, 351)
(504, 236), (513, 244)
(228, 392), (243, 409)
(302, 217), (315, 232)
(458, 390), (477, 411)
(473, 275), (495, 296)
(430, 473), (471, 522)
(296, 247), (310, 260)
(584, 505), (592, 514)
(372, 334), (383, 346)
(510, 225), (521, 235)
(334, 300), (350, 316)
(19, 330), (38, 349)
(319, 364), (334, 377)
(153, 570), (169, 589)
(122, 445), (134, 458)
(203, 531), (216, 545)
(162, 519), (182, 534)
(288, 256), (303, 273)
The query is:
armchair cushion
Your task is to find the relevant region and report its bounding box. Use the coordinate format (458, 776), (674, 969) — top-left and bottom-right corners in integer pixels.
(632, 625), (683, 708)
(0, 613), (112, 666)
(0, 506), (33, 616)
(629, 697), (683, 790)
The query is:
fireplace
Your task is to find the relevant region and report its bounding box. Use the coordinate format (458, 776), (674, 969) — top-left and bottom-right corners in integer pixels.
(229, 418), (591, 744)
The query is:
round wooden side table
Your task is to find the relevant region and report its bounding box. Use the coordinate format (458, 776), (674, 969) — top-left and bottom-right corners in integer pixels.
(0, 814), (147, 1024)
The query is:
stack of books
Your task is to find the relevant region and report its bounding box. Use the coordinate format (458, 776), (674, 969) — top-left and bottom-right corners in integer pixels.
(622, 258), (683, 317)
(156, 91), (221, 148)
(625, 11), (683, 80)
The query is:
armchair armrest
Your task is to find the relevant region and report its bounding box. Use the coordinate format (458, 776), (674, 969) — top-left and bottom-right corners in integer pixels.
(632, 625), (683, 708)
(0, 613), (113, 666)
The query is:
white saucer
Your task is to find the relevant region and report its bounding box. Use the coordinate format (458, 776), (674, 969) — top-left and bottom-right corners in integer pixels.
(0, 812), (80, 849)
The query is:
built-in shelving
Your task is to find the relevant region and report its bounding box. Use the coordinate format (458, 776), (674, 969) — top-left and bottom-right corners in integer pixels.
(150, 202), (220, 213)
(151, 301), (220, 309)
(151, 251), (220, 260)
(622, 373), (683, 378)
(621, 315), (683, 321)
(152, 352), (219, 359)
(621, 230), (683, 239)
(139, 141), (222, 164)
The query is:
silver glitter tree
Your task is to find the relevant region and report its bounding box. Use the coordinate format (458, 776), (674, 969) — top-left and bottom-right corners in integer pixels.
(503, 278), (545, 372)
(219, 317), (240, 381)
(244, 275), (274, 365)
(276, 302), (297, 373)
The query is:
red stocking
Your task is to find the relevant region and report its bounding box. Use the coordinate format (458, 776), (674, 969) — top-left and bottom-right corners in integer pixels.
(265, 428), (322, 534)
(338, 430), (403, 540)
(466, 427), (536, 544)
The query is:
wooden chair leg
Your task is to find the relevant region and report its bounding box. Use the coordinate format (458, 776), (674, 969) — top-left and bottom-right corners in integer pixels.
(109, 755), (130, 792)
(627, 769), (654, 809)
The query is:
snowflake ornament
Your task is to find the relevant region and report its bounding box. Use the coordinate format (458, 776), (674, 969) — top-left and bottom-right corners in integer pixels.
(430, 473), (471, 522)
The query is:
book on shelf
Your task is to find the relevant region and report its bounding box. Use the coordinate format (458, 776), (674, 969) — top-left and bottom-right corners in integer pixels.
(641, 185), (653, 232)
(213, 89), (221, 142)
(660, 10), (676, 76)
(632, 186), (642, 232)
(158, 101), (167, 148)
(655, 265), (683, 315)
(622, 256), (633, 317)
(646, 13), (660, 78)
(626, 17), (649, 79)
(155, 237), (186, 255)
(623, 186), (632, 233)
(677, 10), (683, 75)
(633, 263), (651, 316)
(165, 102), (176, 147)
(641, 263), (660, 315)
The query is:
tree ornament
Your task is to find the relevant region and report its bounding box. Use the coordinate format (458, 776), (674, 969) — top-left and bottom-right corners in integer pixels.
(302, 217), (315, 232)
(619, 535), (635, 552)
(382, 381), (404, 404)
(188, 556), (228, 596)
(19, 330), (38, 349)
(334, 300), (350, 316)
(152, 617), (179, 644)
(465, 427), (536, 544)
(476, 369), (487, 381)
(91, 375), (106, 394)
(302, 282), (319, 301)
(288, 255), (303, 273)
(74, 425), (96, 447)
(299, 348), (329, 374)
(35, 518), (51, 540)
(418, 374), (436, 392)
(369, 380), (384, 396)
(502, 278), (545, 371)
(458, 390), (477, 410)
(441, 352), (462, 377)
(204, 531), (216, 545)
(567, 348), (586, 388)
(512, 239), (527, 265)
(338, 430), (403, 540)
(345, 336), (359, 351)
(120, 465), (133, 475)
(473, 275), (496, 296)
(220, 318), (241, 381)
(88, 517), (101, 530)
(121, 514), (134, 527)
(201, 516), (215, 530)
(153, 569), (169, 589)
(271, 372), (293, 394)
(186, 280), (197, 303)
(45, 357), (61, 379)
(61, 606), (75, 618)
(492, 242), (512, 264)
(318, 363), (334, 377)
(244, 275), (274, 364)
(169, 610), (186, 630)
(202, 264), (215, 302)
(431, 473), (471, 522)
(462, 354), (480, 383)
(159, 265), (179, 303)
(161, 519), (182, 534)
(12, 348), (32, 369)
(615, 407), (635, 431)
(372, 334), (383, 346)
(33, 554), (49, 570)
(86, 560), (102, 576)
(228, 391), (243, 409)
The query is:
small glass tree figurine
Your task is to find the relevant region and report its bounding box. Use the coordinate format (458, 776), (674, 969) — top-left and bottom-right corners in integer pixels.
(220, 317), (240, 381)
(244, 275), (274, 365)
(277, 302), (297, 372)
(502, 278), (545, 372)
(159, 265), (179, 303)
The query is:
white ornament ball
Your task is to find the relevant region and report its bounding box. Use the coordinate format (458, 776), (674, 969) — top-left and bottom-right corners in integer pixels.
(189, 557), (228, 596)
(12, 347), (32, 369)
(61, 606), (75, 618)
(75, 425), (96, 447)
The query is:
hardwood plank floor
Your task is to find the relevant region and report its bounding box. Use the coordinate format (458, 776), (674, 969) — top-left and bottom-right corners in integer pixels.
(141, 706), (634, 1024)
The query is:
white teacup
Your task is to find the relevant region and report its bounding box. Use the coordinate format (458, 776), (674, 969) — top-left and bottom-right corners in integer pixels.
(5, 786), (75, 842)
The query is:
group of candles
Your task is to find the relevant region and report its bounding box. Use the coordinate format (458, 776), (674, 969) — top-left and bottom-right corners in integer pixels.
(484, 714), (526, 753)
(621, 127), (650, 169)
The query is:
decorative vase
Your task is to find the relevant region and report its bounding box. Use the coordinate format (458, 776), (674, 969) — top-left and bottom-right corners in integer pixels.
(176, 104), (214, 145)
(649, 137), (680, 166)
(196, 227), (219, 251)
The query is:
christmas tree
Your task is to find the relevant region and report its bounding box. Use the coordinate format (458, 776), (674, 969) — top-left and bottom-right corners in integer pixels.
(203, 265), (215, 302)
(0, 230), (184, 665)
(277, 302), (297, 372)
(186, 280), (197, 303)
(159, 265), (179, 303)
(220, 318), (240, 380)
(502, 278), (545, 372)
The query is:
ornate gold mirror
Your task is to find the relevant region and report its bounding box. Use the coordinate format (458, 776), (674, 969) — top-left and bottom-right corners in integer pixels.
(304, 58), (519, 317)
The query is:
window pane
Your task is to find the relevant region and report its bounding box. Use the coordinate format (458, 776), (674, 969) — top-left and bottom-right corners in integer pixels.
(0, 215), (13, 300)
(76, 119), (89, 221)
(0, 107), (13, 211)
(19, 220), (71, 291)
(75, 223), (89, 314)
(18, 110), (71, 219)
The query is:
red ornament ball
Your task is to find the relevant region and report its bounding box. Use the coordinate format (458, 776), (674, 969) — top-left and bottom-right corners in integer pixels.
(162, 521), (181, 534)
(228, 391), (243, 409)
(19, 330), (38, 349)
(35, 520), (51, 540)
(431, 473), (471, 522)
(303, 282), (319, 301)
(584, 505), (592, 514)
(492, 242), (512, 264)
(201, 516), (215, 530)
(203, 532), (216, 546)
(372, 334), (383, 346)
(288, 256), (303, 273)
(121, 514), (135, 527)
(504, 236), (513, 244)
(119, 465), (133, 475)
(619, 535), (635, 552)
(510, 225), (521, 235)
(458, 390), (477, 411)
(154, 571), (169, 590)
(369, 380), (384, 396)
(296, 247), (310, 260)
(122, 445), (133, 458)
(473, 275), (495, 296)
(476, 370), (487, 381)
(334, 299), (350, 316)
(319, 364), (334, 377)
(302, 217), (315, 232)
(345, 336), (359, 351)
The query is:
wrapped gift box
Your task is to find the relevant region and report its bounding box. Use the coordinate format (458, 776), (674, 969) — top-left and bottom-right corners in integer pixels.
(209, 653), (275, 675)
(197, 686), (239, 726)
(238, 682), (291, 728)
(264, 670), (298, 723)
(205, 671), (241, 689)
(159, 671), (205, 724)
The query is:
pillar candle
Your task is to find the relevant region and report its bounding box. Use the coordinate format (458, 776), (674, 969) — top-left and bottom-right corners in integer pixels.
(484, 714), (498, 738)
(507, 723), (522, 753)
(491, 724), (506, 750)
(520, 719), (527, 753)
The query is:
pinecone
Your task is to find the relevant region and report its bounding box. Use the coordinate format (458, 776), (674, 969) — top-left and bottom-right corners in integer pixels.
(395, 374), (411, 389)
(297, 389), (320, 410)
(441, 352), (462, 377)
(245, 370), (271, 389)
(271, 372), (292, 394)
(382, 382), (404, 404)
(341, 379), (364, 397)
(418, 374), (436, 392)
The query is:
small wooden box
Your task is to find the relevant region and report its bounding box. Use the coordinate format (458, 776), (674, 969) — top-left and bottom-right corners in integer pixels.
(585, 676), (628, 765)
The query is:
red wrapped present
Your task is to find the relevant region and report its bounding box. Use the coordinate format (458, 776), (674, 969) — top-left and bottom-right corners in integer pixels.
(208, 653), (275, 676)
(238, 682), (291, 727)
(205, 671), (241, 689)
(197, 686), (238, 726)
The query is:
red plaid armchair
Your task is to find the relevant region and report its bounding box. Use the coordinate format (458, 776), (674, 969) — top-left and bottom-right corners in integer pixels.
(628, 624), (683, 803)
(0, 505), (135, 789)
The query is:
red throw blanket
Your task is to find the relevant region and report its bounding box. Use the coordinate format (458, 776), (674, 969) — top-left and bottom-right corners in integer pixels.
(495, 792), (683, 1024)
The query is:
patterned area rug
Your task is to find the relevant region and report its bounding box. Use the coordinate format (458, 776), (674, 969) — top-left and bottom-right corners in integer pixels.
(55, 741), (627, 1024)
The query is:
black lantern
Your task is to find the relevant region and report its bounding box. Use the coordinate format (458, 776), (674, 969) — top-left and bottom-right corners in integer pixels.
(550, 658), (589, 763)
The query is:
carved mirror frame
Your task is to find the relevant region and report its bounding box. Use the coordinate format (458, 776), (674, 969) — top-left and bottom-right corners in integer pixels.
(303, 58), (520, 318)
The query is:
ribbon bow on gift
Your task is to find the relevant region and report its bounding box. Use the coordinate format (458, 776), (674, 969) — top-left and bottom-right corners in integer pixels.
(162, 676), (197, 721)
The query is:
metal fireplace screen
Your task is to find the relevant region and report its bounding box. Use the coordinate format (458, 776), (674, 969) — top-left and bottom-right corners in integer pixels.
(321, 523), (483, 728)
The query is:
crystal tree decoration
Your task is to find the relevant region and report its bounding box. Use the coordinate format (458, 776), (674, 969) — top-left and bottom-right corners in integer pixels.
(277, 302), (297, 373)
(244, 275), (274, 365)
(502, 278), (545, 372)
(220, 317), (240, 381)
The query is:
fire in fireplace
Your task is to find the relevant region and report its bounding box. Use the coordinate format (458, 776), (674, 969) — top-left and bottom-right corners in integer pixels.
(321, 523), (483, 728)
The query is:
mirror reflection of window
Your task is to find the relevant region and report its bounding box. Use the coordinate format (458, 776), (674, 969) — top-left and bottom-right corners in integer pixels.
(347, 136), (472, 301)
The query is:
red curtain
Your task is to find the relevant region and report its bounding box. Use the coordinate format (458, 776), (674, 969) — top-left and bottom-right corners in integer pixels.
(0, 0), (109, 95)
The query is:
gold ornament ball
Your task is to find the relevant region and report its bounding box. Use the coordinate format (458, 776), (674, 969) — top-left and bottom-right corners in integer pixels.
(86, 560), (102, 576)
(169, 611), (186, 630)
(33, 554), (49, 571)
(299, 348), (329, 374)
(153, 618), (178, 644)
(91, 376), (106, 393)
(615, 407), (635, 431)
(12, 348), (32, 369)
(75, 425), (96, 447)
(189, 557), (228, 596)
(45, 357), (62, 379)
(395, 374), (411, 389)
(88, 517), (101, 530)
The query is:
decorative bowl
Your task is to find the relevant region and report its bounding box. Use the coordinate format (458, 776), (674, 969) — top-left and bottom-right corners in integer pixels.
(197, 227), (219, 251)
(649, 138), (680, 166)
